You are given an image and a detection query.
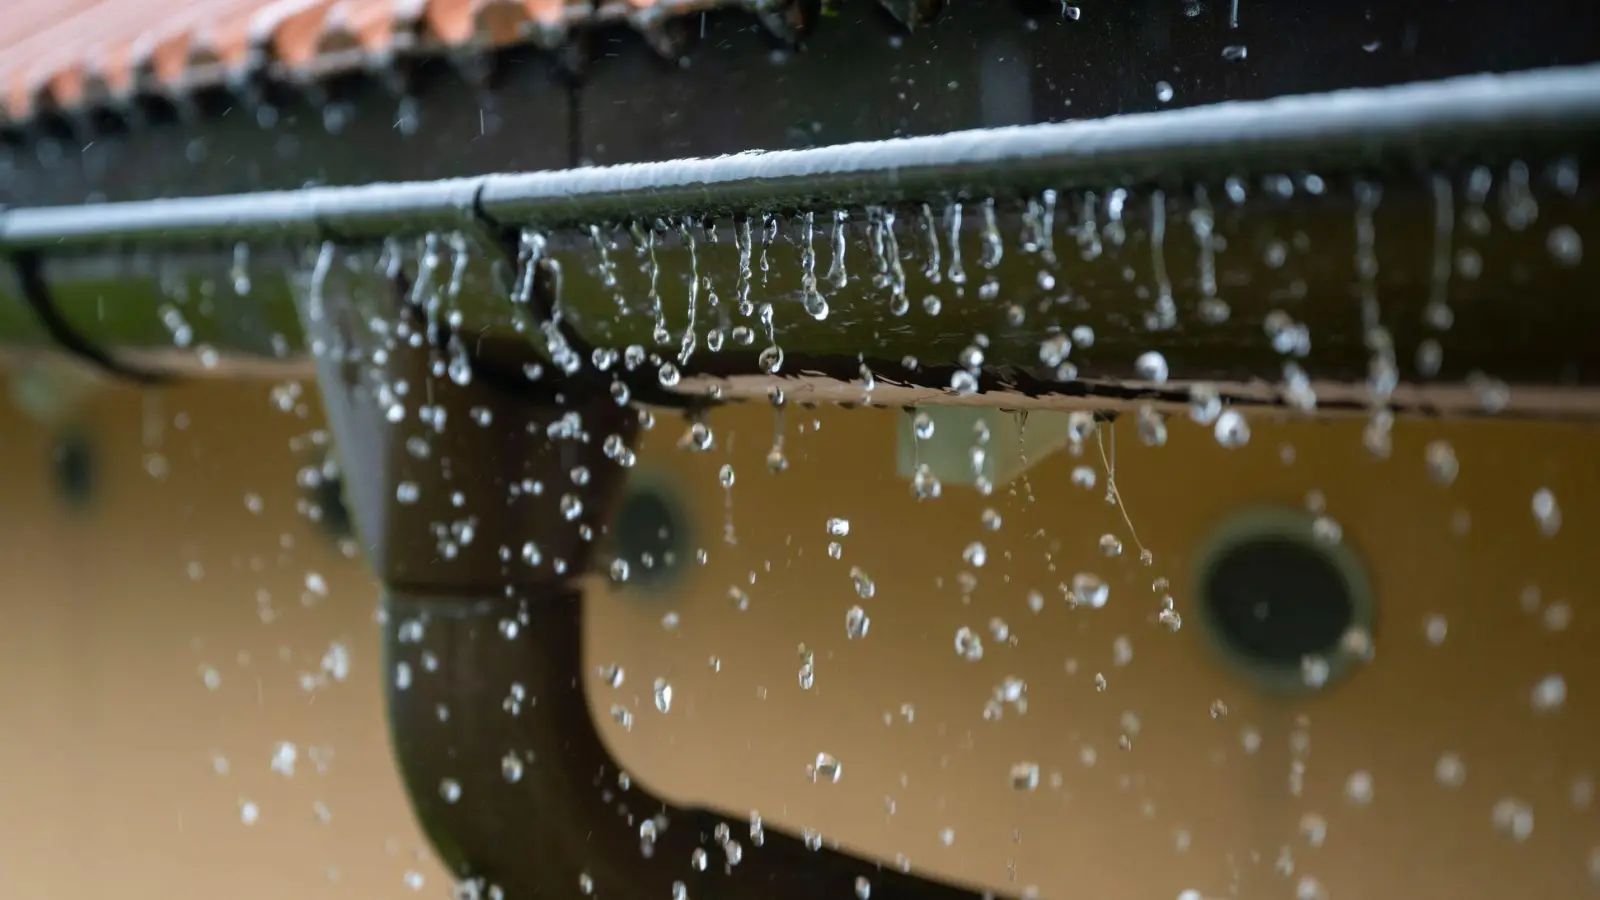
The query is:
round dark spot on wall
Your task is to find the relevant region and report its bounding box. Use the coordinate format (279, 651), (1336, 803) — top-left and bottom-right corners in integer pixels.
(50, 429), (96, 513)
(611, 482), (688, 591)
(1195, 510), (1373, 693)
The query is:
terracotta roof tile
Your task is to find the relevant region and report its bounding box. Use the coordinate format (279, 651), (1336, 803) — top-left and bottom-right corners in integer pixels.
(0, 0), (751, 125)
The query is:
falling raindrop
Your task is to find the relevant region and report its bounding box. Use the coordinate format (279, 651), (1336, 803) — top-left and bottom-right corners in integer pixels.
(809, 752), (843, 784)
(1532, 674), (1567, 712)
(954, 626), (985, 662)
(501, 752), (524, 783)
(1492, 798), (1535, 841)
(1532, 488), (1562, 536)
(1070, 573), (1110, 609)
(1070, 466), (1097, 490)
(1344, 770), (1374, 805)
(1134, 351), (1170, 384)
(1548, 225), (1584, 265)
(1010, 762), (1040, 791)
(850, 567), (876, 599)
(1214, 410), (1251, 448)
(963, 542), (988, 567)
(1425, 440), (1459, 486)
(846, 606), (871, 640)
(1302, 655), (1331, 689)
(1424, 614), (1449, 645)
(1435, 753), (1466, 787)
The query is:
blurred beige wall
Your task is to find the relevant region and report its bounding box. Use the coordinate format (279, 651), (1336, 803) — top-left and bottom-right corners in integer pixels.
(0, 370), (446, 899)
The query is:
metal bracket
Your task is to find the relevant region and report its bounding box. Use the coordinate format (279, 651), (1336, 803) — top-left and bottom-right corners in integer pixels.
(8, 250), (171, 385)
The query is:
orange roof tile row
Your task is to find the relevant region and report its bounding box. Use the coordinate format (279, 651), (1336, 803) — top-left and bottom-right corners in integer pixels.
(0, 0), (733, 127)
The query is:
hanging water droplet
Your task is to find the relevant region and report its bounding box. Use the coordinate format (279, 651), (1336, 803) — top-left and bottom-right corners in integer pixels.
(1187, 384), (1222, 424)
(719, 464), (736, 488)
(1155, 81), (1174, 102)
(439, 778), (462, 803)
(1135, 404), (1167, 446)
(855, 876), (872, 900)
(654, 678), (673, 713)
(827, 518), (851, 537)
(912, 411), (935, 440)
(950, 370), (979, 395)
(1098, 534), (1123, 557)
(758, 345), (784, 374)
(981, 508), (1002, 531)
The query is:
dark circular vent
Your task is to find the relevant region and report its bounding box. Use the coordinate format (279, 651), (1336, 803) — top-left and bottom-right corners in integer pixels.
(1196, 511), (1372, 693)
(611, 482), (687, 591)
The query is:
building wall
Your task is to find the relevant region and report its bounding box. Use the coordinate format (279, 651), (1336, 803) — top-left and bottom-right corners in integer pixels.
(1, 369), (1595, 898)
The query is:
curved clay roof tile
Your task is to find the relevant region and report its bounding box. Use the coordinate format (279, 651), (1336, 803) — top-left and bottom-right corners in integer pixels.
(0, 0), (741, 126)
